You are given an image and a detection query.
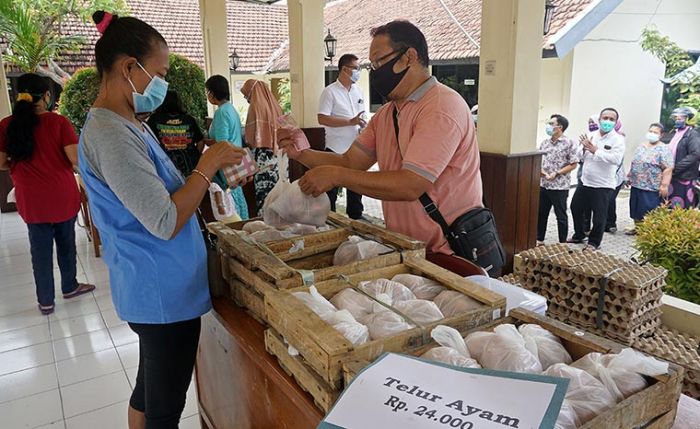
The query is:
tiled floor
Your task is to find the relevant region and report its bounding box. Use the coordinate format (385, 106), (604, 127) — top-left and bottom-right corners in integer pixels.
(0, 211), (201, 429)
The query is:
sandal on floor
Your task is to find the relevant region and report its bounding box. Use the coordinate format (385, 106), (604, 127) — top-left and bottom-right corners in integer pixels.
(63, 283), (96, 299)
(38, 304), (55, 315)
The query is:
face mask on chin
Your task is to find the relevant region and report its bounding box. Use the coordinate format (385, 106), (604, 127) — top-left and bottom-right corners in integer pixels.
(369, 49), (409, 100)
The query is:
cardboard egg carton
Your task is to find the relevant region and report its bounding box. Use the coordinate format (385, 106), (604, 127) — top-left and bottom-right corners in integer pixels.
(513, 244), (570, 278)
(497, 273), (520, 286)
(568, 287), (664, 318)
(565, 311), (661, 345)
(567, 300), (662, 330)
(539, 252), (590, 281)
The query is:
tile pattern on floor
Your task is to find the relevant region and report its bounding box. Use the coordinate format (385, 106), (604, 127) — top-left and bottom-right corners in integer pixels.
(0, 211), (201, 428)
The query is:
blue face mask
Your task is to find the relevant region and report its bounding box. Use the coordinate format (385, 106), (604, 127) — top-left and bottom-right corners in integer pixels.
(599, 119), (615, 133)
(350, 69), (361, 83)
(128, 62), (169, 114)
(545, 124), (555, 136)
(674, 119), (687, 129)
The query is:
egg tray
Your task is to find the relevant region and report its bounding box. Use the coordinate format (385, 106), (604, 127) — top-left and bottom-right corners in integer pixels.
(497, 273), (520, 286)
(565, 314), (661, 346)
(567, 301), (663, 331)
(568, 288), (664, 319)
(513, 244), (571, 278)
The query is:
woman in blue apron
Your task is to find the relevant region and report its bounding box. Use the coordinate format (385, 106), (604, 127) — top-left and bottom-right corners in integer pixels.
(79, 11), (244, 429)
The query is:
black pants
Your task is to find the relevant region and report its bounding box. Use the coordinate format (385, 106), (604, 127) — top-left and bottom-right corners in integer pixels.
(325, 149), (364, 219)
(571, 186), (613, 248)
(129, 317), (201, 429)
(537, 188), (569, 243)
(27, 216), (78, 306)
(606, 184), (623, 229)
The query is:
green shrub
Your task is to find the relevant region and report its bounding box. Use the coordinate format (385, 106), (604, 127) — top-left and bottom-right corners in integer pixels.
(165, 53), (207, 129)
(635, 207), (700, 304)
(59, 67), (100, 131)
(59, 54), (207, 131)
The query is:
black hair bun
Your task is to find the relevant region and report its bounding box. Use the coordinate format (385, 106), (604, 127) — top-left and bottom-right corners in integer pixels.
(92, 11), (106, 25)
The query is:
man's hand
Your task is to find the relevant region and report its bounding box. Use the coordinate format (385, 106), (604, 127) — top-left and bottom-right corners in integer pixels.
(299, 166), (340, 197)
(579, 134), (597, 154)
(350, 112), (367, 128)
(277, 127), (307, 159)
(545, 172), (557, 181)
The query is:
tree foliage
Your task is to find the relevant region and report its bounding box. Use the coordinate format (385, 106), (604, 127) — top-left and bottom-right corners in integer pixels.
(0, 0), (127, 84)
(640, 27), (700, 114)
(59, 66), (100, 131)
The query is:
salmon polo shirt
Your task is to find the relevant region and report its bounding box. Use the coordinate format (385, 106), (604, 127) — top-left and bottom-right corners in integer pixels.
(355, 77), (483, 254)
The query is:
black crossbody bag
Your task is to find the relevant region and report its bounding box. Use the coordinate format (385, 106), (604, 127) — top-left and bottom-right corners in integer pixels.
(392, 107), (506, 274)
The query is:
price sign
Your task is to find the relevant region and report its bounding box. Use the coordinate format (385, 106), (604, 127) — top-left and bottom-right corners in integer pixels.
(319, 353), (568, 429)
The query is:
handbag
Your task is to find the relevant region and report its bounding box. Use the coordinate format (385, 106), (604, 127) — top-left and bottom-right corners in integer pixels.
(392, 106), (505, 274)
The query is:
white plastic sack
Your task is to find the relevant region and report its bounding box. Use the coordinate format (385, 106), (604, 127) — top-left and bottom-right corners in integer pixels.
(420, 325), (481, 369)
(330, 288), (377, 320)
(394, 300), (444, 325)
(433, 290), (482, 318)
(467, 275), (548, 316)
(360, 310), (414, 340)
(242, 220), (274, 234)
(465, 324), (542, 373)
(358, 279), (416, 304)
(249, 229), (299, 243)
(544, 363), (616, 426)
(421, 347), (482, 369)
(392, 274), (446, 300)
(263, 154), (330, 227)
(519, 324), (572, 370)
(333, 236), (393, 266)
(554, 400), (579, 429)
(326, 309), (370, 346)
(292, 286), (338, 322)
(571, 348), (667, 401)
(209, 183), (239, 221)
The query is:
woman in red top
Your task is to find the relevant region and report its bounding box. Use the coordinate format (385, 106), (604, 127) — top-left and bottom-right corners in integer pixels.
(0, 73), (95, 315)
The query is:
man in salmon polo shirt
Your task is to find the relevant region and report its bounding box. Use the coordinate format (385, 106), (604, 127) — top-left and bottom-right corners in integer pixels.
(278, 20), (483, 273)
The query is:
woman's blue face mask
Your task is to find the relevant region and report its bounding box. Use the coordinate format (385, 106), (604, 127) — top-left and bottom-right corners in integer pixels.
(128, 62), (169, 114)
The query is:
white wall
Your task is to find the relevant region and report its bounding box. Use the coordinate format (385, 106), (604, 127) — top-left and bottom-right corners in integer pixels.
(565, 0), (700, 169)
(537, 54), (574, 143)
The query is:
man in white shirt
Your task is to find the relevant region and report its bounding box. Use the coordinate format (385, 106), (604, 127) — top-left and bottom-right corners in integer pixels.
(569, 107), (625, 250)
(318, 53), (368, 219)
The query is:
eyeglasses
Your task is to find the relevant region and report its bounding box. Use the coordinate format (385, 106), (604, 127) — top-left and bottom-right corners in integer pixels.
(369, 48), (407, 71)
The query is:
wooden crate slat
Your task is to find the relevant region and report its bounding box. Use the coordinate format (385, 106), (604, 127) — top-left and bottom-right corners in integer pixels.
(265, 329), (340, 413)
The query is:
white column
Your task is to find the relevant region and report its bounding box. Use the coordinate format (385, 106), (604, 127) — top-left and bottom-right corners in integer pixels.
(287, 0), (325, 127)
(477, 0), (545, 154)
(199, 0), (230, 116)
(0, 55), (11, 118)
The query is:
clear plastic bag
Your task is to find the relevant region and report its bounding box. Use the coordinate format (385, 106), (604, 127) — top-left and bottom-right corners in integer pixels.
(465, 324), (542, 373)
(292, 286), (338, 322)
(263, 154), (330, 227)
(360, 310), (414, 340)
(208, 183), (240, 221)
(433, 290), (482, 318)
(330, 288), (377, 320)
(571, 348), (667, 401)
(242, 220), (274, 234)
(392, 274), (446, 300)
(467, 275), (548, 316)
(519, 324), (572, 370)
(420, 325), (482, 369)
(326, 309), (370, 346)
(286, 223), (320, 235)
(249, 229), (299, 243)
(554, 400), (579, 429)
(544, 363), (616, 426)
(333, 236), (393, 266)
(394, 300), (444, 325)
(358, 279), (416, 304)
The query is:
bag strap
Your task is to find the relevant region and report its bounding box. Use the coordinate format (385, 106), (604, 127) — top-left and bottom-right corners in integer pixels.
(392, 106), (452, 237)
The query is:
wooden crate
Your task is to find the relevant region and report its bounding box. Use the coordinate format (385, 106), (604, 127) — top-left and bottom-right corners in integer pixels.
(208, 213), (425, 291)
(265, 257), (506, 390)
(342, 308), (684, 429)
(265, 329), (340, 413)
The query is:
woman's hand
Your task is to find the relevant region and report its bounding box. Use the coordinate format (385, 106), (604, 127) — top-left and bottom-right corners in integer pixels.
(659, 183), (670, 199)
(197, 142), (246, 177)
(277, 127), (309, 159)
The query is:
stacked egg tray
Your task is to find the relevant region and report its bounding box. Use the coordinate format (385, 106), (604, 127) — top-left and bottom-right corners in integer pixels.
(513, 244), (666, 346)
(634, 326), (700, 399)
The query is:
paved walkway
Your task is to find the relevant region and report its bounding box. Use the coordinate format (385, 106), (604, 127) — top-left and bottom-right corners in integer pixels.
(347, 188), (638, 260)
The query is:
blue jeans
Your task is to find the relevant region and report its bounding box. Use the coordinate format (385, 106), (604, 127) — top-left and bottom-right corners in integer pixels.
(27, 216), (78, 306)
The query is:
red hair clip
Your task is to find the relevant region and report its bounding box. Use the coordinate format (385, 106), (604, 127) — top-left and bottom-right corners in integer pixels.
(96, 12), (113, 34)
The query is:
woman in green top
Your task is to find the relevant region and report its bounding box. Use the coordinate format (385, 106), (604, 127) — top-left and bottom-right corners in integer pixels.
(205, 75), (249, 219)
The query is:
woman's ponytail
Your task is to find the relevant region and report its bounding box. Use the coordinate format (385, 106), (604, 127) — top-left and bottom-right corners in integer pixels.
(5, 73), (50, 163)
